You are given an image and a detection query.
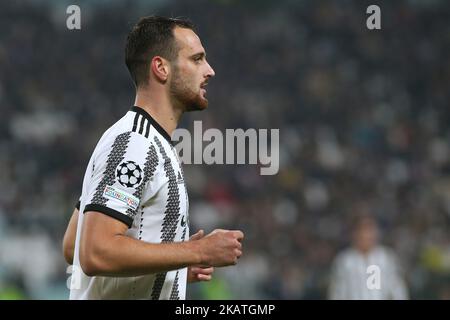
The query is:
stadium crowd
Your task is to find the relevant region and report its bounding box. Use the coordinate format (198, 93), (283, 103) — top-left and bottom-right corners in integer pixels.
(0, 0), (449, 299)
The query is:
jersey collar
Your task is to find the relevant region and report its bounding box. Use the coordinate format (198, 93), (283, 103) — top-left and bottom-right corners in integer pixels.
(131, 106), (174, 145)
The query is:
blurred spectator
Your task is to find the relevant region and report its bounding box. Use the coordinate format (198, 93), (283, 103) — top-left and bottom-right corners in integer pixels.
(328, 215), (408, 299)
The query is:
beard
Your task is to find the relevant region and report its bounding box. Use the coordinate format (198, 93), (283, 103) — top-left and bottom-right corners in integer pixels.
(169, 67), (208, 112)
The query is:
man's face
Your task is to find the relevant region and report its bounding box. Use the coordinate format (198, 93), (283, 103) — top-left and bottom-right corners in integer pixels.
(353, 220), (379, 254)
(169, 27), (215, 112)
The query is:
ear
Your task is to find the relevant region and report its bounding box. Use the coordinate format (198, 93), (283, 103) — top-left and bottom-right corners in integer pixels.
(150, 56), (169, 82)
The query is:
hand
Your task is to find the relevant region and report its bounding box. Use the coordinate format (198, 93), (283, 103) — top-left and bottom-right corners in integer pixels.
(187, 230), (215, 283)
(188, 265), (214, 283)
(198, 229), (244, 267)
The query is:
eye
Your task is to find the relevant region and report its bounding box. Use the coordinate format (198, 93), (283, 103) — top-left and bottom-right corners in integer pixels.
(192, 54), (205, 64)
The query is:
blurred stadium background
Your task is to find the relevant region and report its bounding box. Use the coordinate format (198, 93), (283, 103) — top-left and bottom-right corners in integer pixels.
(0, 0), (449, 299)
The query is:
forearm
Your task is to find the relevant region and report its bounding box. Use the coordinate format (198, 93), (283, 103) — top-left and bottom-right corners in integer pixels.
(81, 234), (203, 277)
(63, 208), (79, 265)
(80, 212), (243, 277)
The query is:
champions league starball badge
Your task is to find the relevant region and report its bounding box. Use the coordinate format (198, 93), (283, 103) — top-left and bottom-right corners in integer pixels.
(116, 160), (143, 188)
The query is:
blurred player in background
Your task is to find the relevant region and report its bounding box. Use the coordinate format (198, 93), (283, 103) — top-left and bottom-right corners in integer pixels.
(62, 16), (244, 300)
(328, 215), (408, 300)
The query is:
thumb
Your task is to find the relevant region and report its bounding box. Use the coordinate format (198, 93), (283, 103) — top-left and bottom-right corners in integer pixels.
(189, 229), (204, 241)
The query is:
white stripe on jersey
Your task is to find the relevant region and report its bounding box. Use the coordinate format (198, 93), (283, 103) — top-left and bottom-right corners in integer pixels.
(136, 114), (143, 134)
(142, 118), (149, 137)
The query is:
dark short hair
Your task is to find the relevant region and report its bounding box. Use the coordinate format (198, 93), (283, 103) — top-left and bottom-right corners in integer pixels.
(125, 16), (195, 88)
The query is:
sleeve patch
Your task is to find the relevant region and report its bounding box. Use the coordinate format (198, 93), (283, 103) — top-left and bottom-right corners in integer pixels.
(115, 160), (144, 188)
(103, 185), (139, 210)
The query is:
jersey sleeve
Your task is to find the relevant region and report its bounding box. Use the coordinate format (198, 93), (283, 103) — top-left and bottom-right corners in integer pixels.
(83, 131), (159, 228)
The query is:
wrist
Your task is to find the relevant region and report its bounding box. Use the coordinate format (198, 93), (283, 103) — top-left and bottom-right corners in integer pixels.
(186, 239), (204, 265)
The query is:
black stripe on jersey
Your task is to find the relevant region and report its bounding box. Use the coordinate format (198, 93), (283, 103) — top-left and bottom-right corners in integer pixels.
(145, 118), (151, 138)
(132, 113), (140, 132)
(150, 274), (167, 300)
(125, 143), (158, 219)
(150, 136), (181, 300)
(155, 136), (180, 243)
(131, 113), (144, 135)
(84, 204), (133, 228)
(170, 271), (180, 300)
(85, 131), (133, 226)
(181, 225), (187, 241)
(138, 117), (145, 135)
(131, 106), (174, 145)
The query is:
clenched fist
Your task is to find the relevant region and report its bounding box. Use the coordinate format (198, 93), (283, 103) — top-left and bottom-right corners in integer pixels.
(192, 229), (244, 267)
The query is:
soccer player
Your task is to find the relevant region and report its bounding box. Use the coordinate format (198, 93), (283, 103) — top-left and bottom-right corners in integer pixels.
(62, 16), (244, 300)
(328, 215), (408, 300)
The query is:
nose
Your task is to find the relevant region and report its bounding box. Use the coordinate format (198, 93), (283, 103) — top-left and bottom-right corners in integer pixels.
(206, 61), (215, 78)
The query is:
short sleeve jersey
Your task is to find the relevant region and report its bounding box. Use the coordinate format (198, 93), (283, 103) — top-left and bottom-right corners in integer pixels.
(70, 106), (189, 300)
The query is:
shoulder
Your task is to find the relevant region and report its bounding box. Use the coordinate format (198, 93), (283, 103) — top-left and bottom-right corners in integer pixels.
(92, 125), (161, 175)
(333, 248), (356, 267)
(375, 246), (398, 262)
(91, 112), (135, 154)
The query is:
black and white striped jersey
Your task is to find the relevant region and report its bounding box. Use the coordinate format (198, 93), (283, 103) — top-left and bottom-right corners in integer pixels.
(70, 106), (190, 300)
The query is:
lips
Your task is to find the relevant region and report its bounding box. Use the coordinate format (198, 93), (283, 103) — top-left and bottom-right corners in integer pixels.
(200, 83), (208, 97)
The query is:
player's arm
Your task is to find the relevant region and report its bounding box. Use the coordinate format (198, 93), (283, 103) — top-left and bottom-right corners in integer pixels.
(187, 230), (214, 283)
(62, 206), (79, 265)
(79, 211), (243, 277)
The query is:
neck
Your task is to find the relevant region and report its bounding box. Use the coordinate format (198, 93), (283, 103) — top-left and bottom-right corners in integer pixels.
(355, 245), (374, 256)
(134, 87), (183, 137)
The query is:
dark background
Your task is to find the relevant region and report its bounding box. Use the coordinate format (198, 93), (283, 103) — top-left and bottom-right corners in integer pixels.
(0, 0), (449, 299)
